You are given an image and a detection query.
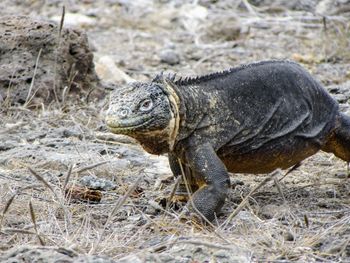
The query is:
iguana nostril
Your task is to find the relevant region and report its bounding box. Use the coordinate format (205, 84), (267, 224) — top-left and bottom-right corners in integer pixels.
(119, 108), (130, 118)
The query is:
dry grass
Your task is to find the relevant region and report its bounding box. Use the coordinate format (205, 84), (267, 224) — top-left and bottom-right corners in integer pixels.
(1, 1), (350, 262)
(1, 106), (350, 262)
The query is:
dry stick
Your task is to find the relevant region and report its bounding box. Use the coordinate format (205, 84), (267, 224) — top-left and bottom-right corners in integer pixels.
(0, 194), (16, 231)
(63, 164), (73, 191)
(322, 16), (329, 63)
(28, 167), (69, 221)
(28, 167), (58, 199)
(2, 228), (36, 235)
(73, 160), (109, 174)
(165, 175), (182, 213)
(278, 162), (301, 182)
(53, 6), (65, 105)
(92, 173), (144, 253)
(62, 68), (78, 105)
(0, 183), (44, 231)
(24, 48), (43, 107)
(222, 169), (282, 228)
(29, 201), (45, 245)
(273, 177), (286, 204)
(242, 0), (260, 17)
(178, 160), (230, 244)
(177, 239), (234, 250)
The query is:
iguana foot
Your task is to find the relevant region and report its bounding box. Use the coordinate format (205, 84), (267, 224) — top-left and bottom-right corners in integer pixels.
(186, 185), (226, 222)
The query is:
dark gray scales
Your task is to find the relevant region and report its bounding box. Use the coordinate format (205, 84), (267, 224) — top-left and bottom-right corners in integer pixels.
(105, 60), (350, 221)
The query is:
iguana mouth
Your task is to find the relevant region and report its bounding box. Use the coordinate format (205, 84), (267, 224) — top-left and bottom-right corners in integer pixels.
(106, 116), (155, 133)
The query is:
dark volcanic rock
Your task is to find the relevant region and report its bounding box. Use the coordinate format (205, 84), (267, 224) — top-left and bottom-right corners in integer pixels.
(0, 16), (103, 105)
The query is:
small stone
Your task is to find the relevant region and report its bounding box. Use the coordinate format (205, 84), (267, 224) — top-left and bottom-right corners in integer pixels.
(325, 188), (339, 198)
(79, 175), (117, 191)
(334, 172), (347, 179)
(95, 56), (135, 83)
(230, 178), (244, 188)
(284, 231), (295, 241)
(159, 49), (180, 65)
(116, 255), (143, 263)
(50, 13), (97, 27)
(213, 249), (230, 259)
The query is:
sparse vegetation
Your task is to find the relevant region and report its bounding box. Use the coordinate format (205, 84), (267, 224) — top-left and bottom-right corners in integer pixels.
(1, 0), (350, 262)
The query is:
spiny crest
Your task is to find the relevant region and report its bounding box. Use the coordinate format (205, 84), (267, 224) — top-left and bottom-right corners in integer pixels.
(151, 60), (298, 86)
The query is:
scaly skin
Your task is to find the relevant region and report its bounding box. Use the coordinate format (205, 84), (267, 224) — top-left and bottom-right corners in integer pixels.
(105, 60), (350, 222)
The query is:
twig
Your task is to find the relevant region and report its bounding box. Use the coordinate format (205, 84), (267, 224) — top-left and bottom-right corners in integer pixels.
(28, 167), (58, 199)
(24, 48), (43, 107)
(73, 160), (109, 174)
(177, 239), (234, 250)
(92, 172), (144, 253)
(178, 160), (230, 244)
(278, 162), (301, 182)
(53, 6), (65, 105)
(274, 177), (286, 204)
(222, 169), (282, 228)
(242, 0), (260, 17)
(1, 228), (37, 235)
(0, 194), (16, 231)
(165, 175), (182, 213)
(29, 201), (45, 245)
(63, 164), (73, 190)
(28, 167), (70, 221)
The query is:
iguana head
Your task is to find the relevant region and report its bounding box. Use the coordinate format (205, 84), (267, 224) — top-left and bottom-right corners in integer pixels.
(105, 80), (180, 152)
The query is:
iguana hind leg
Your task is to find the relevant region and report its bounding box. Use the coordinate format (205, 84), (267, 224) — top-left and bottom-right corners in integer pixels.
(322, 113), (350, 161)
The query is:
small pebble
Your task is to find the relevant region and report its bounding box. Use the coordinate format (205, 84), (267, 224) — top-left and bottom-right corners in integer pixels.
(159, 49), (180, 65)
(79, 175), (117, 191)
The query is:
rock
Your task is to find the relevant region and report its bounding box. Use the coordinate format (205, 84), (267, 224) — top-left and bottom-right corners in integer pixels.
(79, 175), (117, 191)
(116, 255), (143, 263)
(325, 188), (339, 198)
(50, 13), (97, 28)
(158, 49), (180, 65)
(248, 0), (319, 12)
(316, 0), (350, 15)
(95, 56), (135, 83)
(0, 16), (102, 105)
(0, 246), (116, 263)
(116, 243), (250, 263)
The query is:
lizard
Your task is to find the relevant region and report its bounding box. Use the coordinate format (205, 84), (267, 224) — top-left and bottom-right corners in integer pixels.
(105, 60), (350, 221)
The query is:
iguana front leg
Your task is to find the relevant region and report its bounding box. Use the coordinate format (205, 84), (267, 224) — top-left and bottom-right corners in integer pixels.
(168, 153), (199, 202)
(184, 143), (230, 222)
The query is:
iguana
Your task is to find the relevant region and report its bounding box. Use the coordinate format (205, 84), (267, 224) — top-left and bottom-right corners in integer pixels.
(105, 60), (350, 221)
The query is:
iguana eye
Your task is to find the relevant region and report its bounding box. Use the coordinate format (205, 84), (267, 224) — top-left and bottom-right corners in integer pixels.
(139, 99), (153, 111)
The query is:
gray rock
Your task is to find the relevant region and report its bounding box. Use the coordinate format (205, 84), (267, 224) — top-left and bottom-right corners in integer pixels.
(79, 175), (117, 191)
(0, 246), (116, 263)
(316, 0), (350, 15)
(0, 16), (102, 105)
(248, 0), (319, 11)
(116, 243), (250, 263)
(159, 49), (180, 65)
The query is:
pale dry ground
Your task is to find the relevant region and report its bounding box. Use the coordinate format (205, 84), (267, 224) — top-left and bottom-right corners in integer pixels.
(1, 106), (350, 262)
(1, 0), (350, 262)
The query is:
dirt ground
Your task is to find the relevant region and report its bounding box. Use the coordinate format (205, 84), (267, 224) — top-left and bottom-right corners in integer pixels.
(1, 0), (350, 262)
